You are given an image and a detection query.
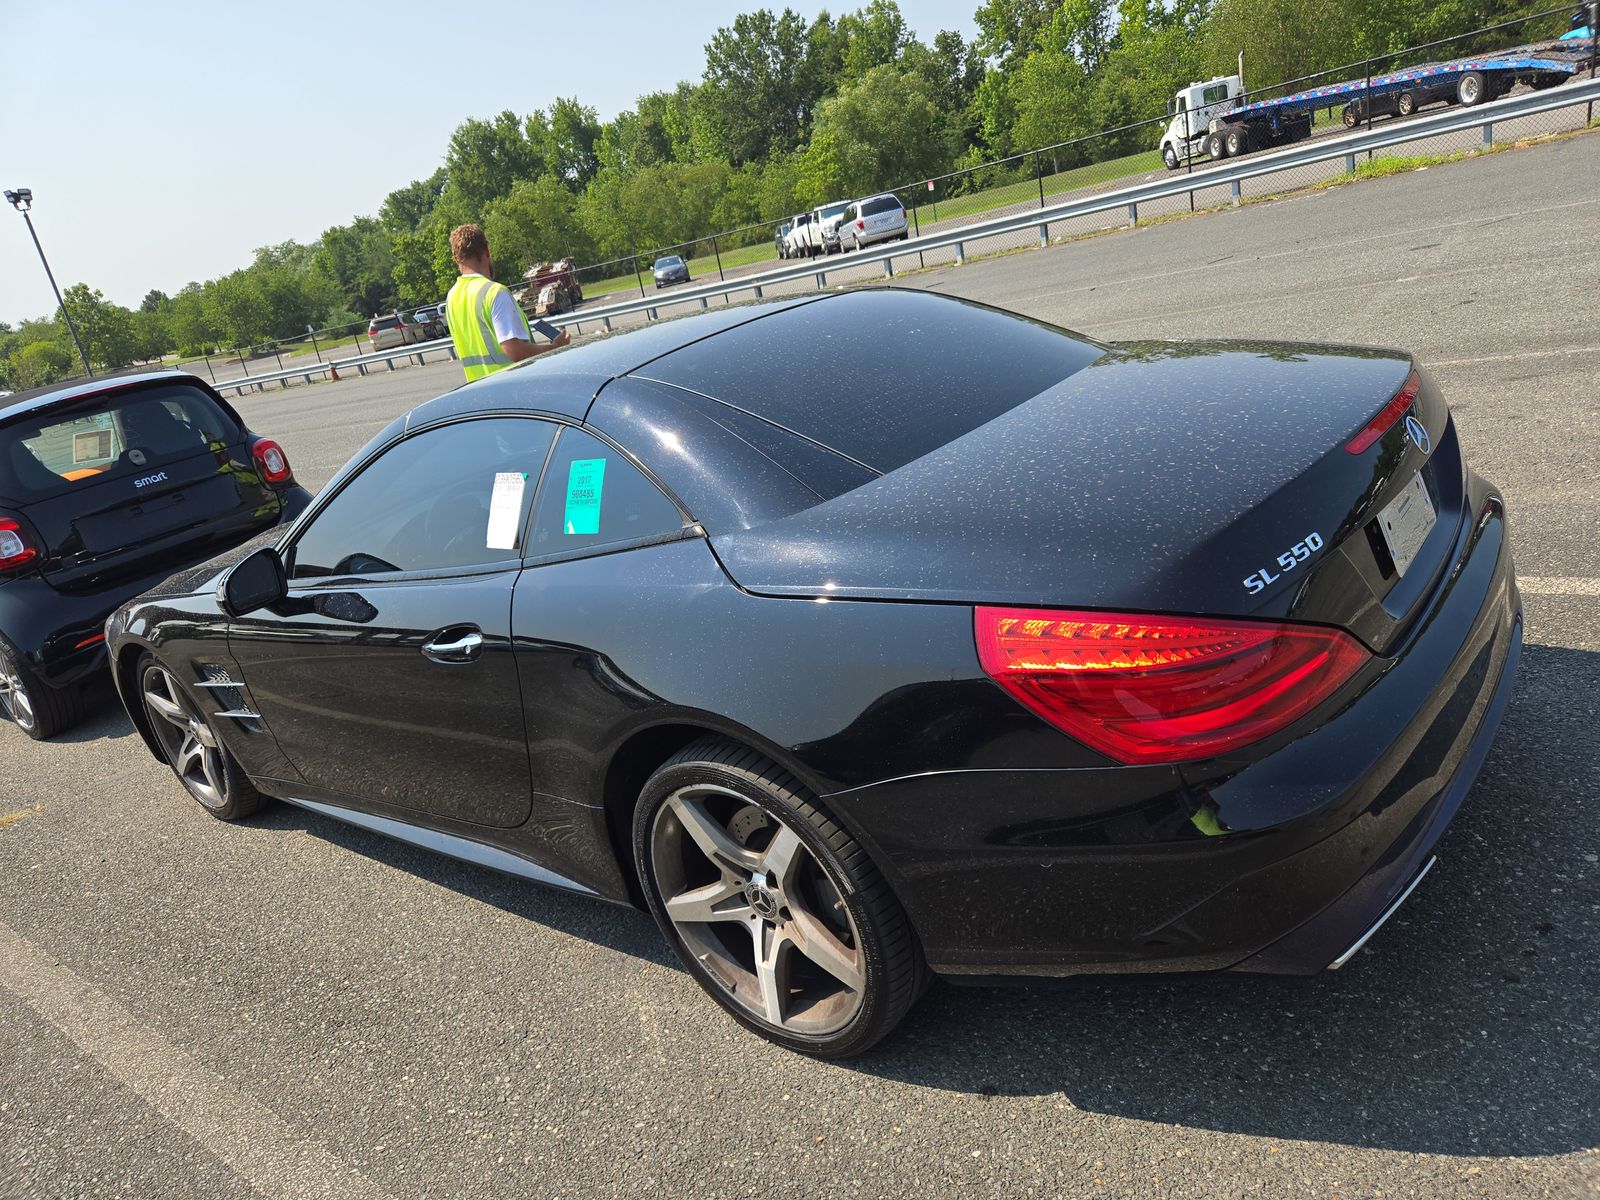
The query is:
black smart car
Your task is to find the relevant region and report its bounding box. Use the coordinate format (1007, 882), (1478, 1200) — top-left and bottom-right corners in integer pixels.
(0, 370), (310, 738)
(108, 291), (1519, 1056)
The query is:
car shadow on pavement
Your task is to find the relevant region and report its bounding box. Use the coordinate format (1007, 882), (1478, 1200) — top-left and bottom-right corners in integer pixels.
(249, 804), (677, 970)
(47, 679), (137, 745)
(847, 643), (1599, 1160)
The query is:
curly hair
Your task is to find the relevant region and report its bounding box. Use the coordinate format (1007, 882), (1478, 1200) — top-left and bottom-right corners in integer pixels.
(450, 223), (490, 263)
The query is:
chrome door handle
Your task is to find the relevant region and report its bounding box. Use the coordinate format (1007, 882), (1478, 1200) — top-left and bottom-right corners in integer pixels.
(421, 628), (483, 664)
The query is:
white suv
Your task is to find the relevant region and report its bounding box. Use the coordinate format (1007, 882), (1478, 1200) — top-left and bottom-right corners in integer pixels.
(839, 194), (909, 252)
(783, 212), (814, 259)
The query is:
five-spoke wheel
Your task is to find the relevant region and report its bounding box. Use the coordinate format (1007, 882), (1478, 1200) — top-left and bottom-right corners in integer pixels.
(139, 656), (262, 819)
(635, 738), (926, 1057)
(0, 638), (83, 740)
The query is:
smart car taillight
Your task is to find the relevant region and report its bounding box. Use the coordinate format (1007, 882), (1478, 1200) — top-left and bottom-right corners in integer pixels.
(1345, 370), (1420, 454)
(0, 515), (40, 574)
(975, 607), (1369, 765)
(251, 438), (294, 486)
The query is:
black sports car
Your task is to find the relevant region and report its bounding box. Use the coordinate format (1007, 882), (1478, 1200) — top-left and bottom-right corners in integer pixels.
(1, 371), (310, 738)
(107, 290), (1520, 1057)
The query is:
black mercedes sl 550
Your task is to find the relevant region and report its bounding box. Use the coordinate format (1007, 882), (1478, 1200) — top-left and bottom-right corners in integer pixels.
(107, 289), (1521, 1057)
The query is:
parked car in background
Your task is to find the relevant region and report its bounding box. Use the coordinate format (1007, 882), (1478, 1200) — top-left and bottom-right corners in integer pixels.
(811, 200), (853, 255)
(653, 255), (691, 288)
(840, 194), (910, 252)
(783, 212), (814, 259)
(775, 222), (792, 260)
(0, 371), (310, 739)
(410, 306), (446, 339)
(368, 313), (424, 351)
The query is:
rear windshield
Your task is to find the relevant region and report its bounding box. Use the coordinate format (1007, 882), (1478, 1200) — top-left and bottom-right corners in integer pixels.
(861, 196), (902, 216)
(0, 384), (243, 503)
(372, 317), (400, 331)
(819, 203), (849, 219)
(635, 291), (1106, 477)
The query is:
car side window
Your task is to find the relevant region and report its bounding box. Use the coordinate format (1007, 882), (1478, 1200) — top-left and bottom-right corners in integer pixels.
(527, 428), (685, 557)
(289, 417), (556, 580)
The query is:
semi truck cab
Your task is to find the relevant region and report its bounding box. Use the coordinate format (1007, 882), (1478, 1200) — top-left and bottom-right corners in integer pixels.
(1161, 75), (1244, 169)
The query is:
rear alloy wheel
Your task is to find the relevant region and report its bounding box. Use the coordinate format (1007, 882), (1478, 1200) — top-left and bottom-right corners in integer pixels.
(1457, 72), (1485, 107)
(1224, 126), (1250, 157)
(635, 738), (926, 1057)
(1342, 104), (1359, 128)
(1206, 131), (1226, 161)
(1397, 91), (1417, 117)
(139, 655), (264, 820)
(1162, 145), (1180, 170)
(0, 638), (84, 741)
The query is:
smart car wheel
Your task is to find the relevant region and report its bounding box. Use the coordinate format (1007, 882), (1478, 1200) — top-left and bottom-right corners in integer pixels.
(0, 637), (83, 741)
(138, 654), (263, 820)
(635, 738), (926, 1058)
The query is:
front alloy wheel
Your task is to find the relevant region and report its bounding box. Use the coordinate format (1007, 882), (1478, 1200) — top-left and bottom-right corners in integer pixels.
(636, 739), (926, 1057)
(140, 657), (263, 820)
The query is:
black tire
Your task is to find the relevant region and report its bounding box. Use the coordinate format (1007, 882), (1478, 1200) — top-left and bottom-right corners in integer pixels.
(634, 737), (927, 1058)
(136, 653), (264, 821)
(0, 636), (85, 741)
(1341, 104), (1359, 128)
(1397, 91), (1416, 116)
(1224, 126), (1249, 157)
(1162, 145), (1180, 171)
(1457, 71), (1485, 107)
(1206, 131), (1226, 161)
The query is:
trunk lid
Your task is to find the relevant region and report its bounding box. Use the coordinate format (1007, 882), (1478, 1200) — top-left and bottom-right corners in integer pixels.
(0, 380), (284, 593)
(709, 341), (1460, 653)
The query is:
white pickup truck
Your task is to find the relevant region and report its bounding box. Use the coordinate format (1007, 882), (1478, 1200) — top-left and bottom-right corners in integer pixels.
(786, 200), (852, 257)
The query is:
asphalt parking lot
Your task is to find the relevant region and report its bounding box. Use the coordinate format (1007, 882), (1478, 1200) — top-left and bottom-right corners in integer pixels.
(2, 133), (1597, 1199)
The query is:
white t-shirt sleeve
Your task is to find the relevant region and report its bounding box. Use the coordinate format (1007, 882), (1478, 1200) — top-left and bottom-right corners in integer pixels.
(489, 287), (529, 346)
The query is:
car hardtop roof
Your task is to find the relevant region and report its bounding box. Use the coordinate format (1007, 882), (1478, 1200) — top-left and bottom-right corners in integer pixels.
(0, 368), (221, 429)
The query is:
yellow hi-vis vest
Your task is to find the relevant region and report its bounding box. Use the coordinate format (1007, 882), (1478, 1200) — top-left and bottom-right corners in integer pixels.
(446, 274), (529, 382)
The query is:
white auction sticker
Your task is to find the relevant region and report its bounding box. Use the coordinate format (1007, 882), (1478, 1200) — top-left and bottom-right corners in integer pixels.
(486, 472), (527, 550)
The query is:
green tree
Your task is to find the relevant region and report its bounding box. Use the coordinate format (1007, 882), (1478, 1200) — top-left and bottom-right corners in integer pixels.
(205, 273), (269, 348)
(539, 97), (602, 188)
(60, 284), (139, 369)
(443, 111), (545, 214)
(313, 218), (397, 316)
(379, 168), (447, 232)
(8, 341), (73, 390)
(140, 289), (169, 314)
(974, 0), (1065, 66)
(168, 283), (215, 356)
(802, 65), (953, 200)
(835, 0), (914, 81)
(132, 308), (174, 362)
(1009, 48), (1095, 161)
(699, 8), (813, 164)
(482, 177), (595, 279)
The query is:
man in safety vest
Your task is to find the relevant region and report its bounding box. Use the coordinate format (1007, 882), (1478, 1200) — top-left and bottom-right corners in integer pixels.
(444, 224), (569, 382)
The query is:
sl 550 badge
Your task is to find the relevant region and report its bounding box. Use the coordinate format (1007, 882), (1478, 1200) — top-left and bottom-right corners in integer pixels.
(1243, 531), (1324, 595)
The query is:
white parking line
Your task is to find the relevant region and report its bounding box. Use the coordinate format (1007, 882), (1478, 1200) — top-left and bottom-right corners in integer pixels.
(0, 921), (393, 1200)
(1519, 576), (1600, 596)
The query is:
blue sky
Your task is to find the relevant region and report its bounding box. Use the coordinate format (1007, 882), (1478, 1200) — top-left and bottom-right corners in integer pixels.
(0, 0), (979, 324)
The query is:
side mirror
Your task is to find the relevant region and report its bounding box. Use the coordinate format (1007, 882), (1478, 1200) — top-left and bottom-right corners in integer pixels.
(220, 546), (287, 617)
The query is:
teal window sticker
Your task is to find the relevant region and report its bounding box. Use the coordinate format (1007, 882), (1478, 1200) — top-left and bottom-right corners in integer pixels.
(563, 457), (607, 535)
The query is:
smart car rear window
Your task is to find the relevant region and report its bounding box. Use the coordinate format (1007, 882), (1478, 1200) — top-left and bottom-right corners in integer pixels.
(0, 384), (243, 502)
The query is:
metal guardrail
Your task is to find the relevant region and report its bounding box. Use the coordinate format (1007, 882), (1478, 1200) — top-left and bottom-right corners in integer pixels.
(214, 340), (458, 394)
(213, 76), (1600, 396)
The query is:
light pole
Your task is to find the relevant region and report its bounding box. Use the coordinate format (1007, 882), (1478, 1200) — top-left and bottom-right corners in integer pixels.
(5, 187), (93, 378)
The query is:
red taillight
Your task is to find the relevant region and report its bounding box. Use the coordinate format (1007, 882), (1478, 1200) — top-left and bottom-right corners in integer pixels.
(1345, 370), (1420, 454)
(856, 219), (865, 230)
(251, 438), (294, 486)
(0, 517), (40, 574)
(975, 607), (1369, 765)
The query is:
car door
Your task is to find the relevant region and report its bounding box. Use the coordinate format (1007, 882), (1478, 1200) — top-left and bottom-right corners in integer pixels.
(227, 416), (557, 828)
(509, 426), (696, 805)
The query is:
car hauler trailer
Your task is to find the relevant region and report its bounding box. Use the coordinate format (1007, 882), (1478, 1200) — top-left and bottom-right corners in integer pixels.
(1160, 30), (1599, 168)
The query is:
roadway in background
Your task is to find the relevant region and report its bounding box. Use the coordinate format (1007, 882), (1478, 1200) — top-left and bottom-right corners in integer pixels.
(2, 132), (1597, 1200)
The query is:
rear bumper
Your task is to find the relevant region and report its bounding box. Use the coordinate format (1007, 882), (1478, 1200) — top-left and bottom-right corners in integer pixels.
(836, 484), (1519, 979)
(0, 488), (308, 690)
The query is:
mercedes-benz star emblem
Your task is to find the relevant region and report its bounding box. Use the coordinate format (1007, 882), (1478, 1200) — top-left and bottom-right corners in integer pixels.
(1403, 414), (1431, 455)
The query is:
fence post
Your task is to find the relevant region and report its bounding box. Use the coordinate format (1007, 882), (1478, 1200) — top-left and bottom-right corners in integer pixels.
(712, 236), (725, 282)
(236, 347), (249, 376)
(753, 285), (763, 299)
(308, 327), (322, 364)
(602, 316), (612, 331)
(634, 256), (646, 299)
(955, 241), (965, 264)
(1230, 180), (1241, 206)
(816, 271), (826, 288)
(202, 353), (215, 383)
(1482, 122), (1494, 147)
(1126, 202), (1138, 227)
(1345, 153), (1357, 173)
(1036, 152), (1046, 208)
(1038, 221), (1049, 246)
(883, 256), (893, 278)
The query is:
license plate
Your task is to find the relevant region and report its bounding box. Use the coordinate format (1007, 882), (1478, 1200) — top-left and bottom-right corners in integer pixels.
(1378, 471), (1437, 577)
